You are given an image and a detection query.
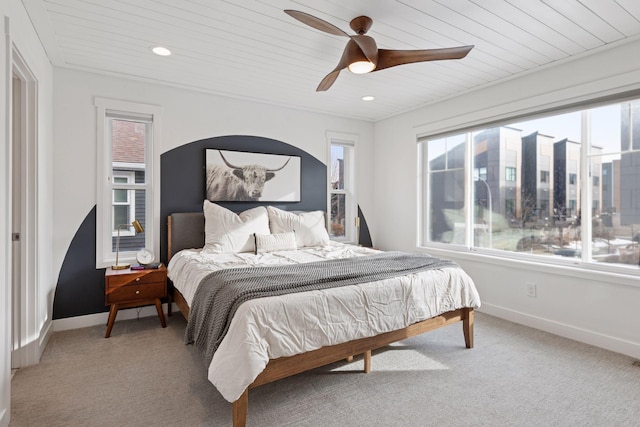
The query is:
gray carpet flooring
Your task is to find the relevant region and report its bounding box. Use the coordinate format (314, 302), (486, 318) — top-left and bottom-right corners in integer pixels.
(10, 312), (640, 426)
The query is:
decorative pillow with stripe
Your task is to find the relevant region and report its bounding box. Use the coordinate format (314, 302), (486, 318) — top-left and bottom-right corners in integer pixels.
(254, 232), (297, 254)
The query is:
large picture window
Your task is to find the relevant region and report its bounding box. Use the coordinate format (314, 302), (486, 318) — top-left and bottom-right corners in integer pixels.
(95, 98), (161, 268)
(419, 98), (640, 271)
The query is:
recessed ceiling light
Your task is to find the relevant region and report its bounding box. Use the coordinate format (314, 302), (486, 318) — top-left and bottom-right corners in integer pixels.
(362, 95), (375, 101)
(152, 46), (171, 56)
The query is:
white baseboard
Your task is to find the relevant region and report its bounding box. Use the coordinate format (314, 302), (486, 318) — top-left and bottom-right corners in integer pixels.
(53, 303), (178, 332)
(479, 303), (640, 360)
(38, 321), (53, 359)
(13, 326), (46, 368)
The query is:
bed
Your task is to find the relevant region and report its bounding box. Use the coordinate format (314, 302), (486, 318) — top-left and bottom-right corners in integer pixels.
(166, 205), (481, 427)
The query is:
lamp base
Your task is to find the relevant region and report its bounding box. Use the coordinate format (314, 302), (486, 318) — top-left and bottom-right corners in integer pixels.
(111, 264), (130, 270)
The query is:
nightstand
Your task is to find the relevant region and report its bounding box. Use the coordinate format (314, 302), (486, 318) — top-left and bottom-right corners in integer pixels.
(104, 264), (167, 338)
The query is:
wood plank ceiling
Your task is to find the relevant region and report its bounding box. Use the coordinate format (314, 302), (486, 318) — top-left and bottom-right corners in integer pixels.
(24, 0), (640, 121)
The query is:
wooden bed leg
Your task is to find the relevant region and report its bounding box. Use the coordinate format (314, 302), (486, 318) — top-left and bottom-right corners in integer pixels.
(463, 308), (474, 349)
(346, 355), (354, 363)
(232, 389), (248, 427)
(363, 350), (372, 373)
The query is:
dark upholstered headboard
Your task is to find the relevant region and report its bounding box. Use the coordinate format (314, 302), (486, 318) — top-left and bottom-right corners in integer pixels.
(167, 210), (330, 261)
(167, 212), (205, 260)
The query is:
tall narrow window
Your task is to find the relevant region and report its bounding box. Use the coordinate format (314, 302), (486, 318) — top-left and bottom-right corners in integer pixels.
(588, 101), (640, 267)
(95, 98), (161, 268)
(328, 133), (357, 243)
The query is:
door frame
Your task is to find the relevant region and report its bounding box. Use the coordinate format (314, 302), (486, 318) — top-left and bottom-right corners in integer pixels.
(10, 42), (40, 368)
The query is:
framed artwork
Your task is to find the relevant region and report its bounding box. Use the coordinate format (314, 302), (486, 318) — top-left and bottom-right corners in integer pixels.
(205, 149), (301, 202)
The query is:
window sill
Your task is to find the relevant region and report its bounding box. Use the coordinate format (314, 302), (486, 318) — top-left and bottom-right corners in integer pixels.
(417, 245), (640, 289)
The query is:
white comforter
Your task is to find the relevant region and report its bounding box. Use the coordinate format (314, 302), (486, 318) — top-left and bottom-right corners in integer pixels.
(167, 243), (481, 402)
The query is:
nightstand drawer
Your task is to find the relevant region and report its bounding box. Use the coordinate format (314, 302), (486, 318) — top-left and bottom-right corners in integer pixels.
(106, 269), (166, 288)
(106, 281), (166, 303)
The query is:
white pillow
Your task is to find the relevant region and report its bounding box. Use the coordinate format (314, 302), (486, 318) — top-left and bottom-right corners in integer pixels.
(267, 206), (330, 247)
(254, 232), (297, 254)
(202, 201), (269, 254)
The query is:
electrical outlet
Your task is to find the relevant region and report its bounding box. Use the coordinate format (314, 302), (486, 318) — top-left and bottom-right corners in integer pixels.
(527, 282), (537, 297)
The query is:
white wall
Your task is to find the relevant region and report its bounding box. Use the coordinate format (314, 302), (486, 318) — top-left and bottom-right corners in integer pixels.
(0, 0), (54, 425)
(373, 37), (640, 359)
(52, 68), (375, 289)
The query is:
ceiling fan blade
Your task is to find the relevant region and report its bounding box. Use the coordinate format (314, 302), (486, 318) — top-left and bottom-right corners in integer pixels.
(316, 69), (342, 92)
(351, 35), (378, 65)
(315, 40), (361, 91)
(375, 45), (474, 71)
(284, 10), (350, 37)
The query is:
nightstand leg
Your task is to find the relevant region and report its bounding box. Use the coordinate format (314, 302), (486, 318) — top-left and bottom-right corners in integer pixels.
(155, 298), (167, 328)
(105, 304), (119, 338)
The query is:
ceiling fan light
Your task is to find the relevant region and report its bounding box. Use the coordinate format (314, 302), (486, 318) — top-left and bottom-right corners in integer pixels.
(348, 60), (375, 74)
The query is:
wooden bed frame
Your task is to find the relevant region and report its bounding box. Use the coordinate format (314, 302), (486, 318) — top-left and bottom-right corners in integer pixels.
(167, 213), (474, 427)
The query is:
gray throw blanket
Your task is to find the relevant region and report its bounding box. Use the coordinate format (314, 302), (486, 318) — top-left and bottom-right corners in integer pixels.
(185, 251), (458, 364)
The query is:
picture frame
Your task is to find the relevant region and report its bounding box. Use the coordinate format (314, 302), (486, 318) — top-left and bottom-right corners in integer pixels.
(205, 149), (301, 202)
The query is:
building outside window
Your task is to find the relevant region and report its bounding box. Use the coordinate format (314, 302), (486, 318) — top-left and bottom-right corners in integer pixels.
(419, 98), (640, 271)
(109, 119), (147, 253)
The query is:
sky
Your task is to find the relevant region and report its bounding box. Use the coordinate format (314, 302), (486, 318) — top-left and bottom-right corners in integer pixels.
(426, 101), (634, 163)
(510, 104), (623, 156)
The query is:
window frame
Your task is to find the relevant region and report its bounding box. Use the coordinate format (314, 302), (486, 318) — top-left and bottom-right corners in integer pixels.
(95, 98), (162, 269)
(327, 132), (358, 244)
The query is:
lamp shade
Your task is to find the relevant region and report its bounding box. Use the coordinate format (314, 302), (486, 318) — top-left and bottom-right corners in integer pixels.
(132, 219), (144, 234)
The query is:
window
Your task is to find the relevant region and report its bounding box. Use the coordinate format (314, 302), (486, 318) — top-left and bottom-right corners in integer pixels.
(328, 133), (357, 243)
(422, 134), (467, 245)
(419, 98), (640, 271)
(474, 167), (487, 181)
(540, 170), (549, 183)
(112, 172), (135, 235)
(505, 199), (516, 216)
(95, 98), (161, 268)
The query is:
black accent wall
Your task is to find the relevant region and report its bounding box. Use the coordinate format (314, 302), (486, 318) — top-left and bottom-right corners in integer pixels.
(53, 135), (373, 319)
(53, 206), (107, 318)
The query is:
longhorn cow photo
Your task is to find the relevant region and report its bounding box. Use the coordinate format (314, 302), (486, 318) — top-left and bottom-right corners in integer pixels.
(205, 149), (301, 202)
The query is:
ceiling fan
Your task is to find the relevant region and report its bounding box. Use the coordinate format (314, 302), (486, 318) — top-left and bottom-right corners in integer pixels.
(284, 10), (474, 92)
